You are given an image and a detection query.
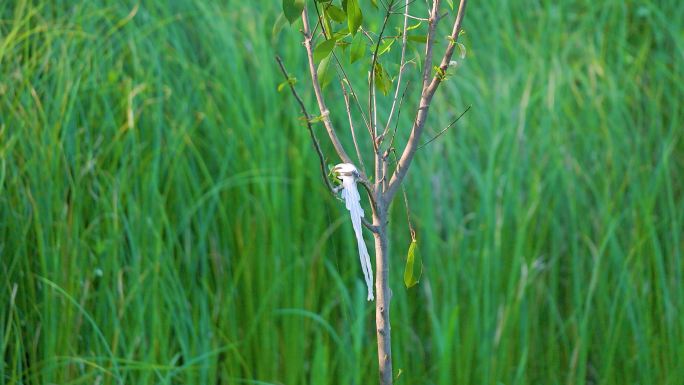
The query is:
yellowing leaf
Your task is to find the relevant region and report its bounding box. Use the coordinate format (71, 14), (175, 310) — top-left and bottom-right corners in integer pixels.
(406, 21), (422, 31)
(378, 38), (395, 56)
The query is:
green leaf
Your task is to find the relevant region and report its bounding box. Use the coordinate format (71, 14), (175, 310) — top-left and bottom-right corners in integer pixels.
(369, 0), (378, 9)
(272, 13), (288, 43)
(282, 0), (305, 24)
(317, 55), (334, 89)
(350, 33), (365, 63)
(308, 114), (327, 123)
(373, 62), (392, 96)
(313, 38), (337, 63)
(326, 4), (346, 22)
(403, 240), (422, 288)
(277, 76), (296, 92)
(346, 0), (363, 35)
(407, 35), (427, 43)
(433, 65), (446, 80)
(446, 0), (454, 11)
(322, 10), (333, 38)
(333, 26), (350, 40)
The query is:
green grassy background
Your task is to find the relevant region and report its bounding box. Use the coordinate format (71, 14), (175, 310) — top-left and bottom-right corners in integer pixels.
(1, 0), (683, 384)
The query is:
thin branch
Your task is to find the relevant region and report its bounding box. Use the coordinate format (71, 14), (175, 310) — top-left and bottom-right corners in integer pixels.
(382, 0), (412, 140)
(341, 79), (367, 173)
(402, 182), (416, 240)
(312, 0), (328, 39)
(382, 80), (410, 191)
(418, 104), (471, 149)
(385, 0), (468, 202)
(368, 1), (396, 194)
(385, 80), (410, 156)
(276, 56), (378, 233)
(392, 149), (416, 240)
(393, 0), (419, 12)
(425, 0), (468, 93)
(275, 56), (333, 193)
(301, 7), (354, 166)
(360, 27), (376, 44)
(390, 12), (429, 21)
(369, 6), (393, 148)
(331, 52), (373, 138)
(373, 75), (383, 188)
(377, 0), (391, 11)
(421, 0), (441, 90)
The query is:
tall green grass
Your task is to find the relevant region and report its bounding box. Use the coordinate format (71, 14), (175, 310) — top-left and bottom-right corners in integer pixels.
(1, 0), (682, 384)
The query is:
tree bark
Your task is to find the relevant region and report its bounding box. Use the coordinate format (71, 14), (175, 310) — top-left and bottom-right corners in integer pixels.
(373, 204), (392, 385)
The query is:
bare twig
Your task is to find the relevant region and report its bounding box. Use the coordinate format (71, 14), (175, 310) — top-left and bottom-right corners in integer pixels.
(332, 53), (372, 136)
(373, 75), (383, 189)
(392, 0), (418, 12)
(390, 12), (428, 21)
(381, 80), (410, 191)
(386, 80), (411, 156)
(418, 104), (471, 149)
(391, 149), (416, 240)
(360, 27), (376, 45)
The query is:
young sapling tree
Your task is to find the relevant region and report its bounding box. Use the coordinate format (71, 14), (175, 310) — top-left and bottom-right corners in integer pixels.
(277, 0), (468, 383)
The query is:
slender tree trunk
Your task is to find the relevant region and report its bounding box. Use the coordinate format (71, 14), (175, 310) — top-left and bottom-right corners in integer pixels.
(373, 205), (392, 385)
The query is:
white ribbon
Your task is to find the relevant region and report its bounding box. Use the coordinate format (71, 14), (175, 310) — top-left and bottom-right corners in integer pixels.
(333, 163), (374, 301)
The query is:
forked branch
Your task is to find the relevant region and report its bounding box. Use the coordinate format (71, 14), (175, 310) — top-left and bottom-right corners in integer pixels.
(275, 55), (378, 233)
(386, 0), (468, 201)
